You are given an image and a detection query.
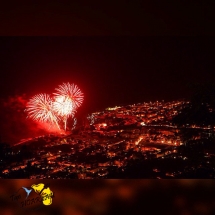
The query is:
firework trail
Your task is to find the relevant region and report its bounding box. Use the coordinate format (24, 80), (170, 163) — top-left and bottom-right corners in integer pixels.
(87, 113), (95, 125)
(72, 117), (77, 130)
(25, 83), (84, 132)
(26, 94), (60, 130)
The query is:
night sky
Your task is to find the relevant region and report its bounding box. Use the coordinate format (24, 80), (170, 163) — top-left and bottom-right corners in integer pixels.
(0, 2), (215, 36)
(0, 37), (215, 115)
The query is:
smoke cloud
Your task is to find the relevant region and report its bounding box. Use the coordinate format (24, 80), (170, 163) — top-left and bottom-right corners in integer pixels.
(0, 94), (63, 145)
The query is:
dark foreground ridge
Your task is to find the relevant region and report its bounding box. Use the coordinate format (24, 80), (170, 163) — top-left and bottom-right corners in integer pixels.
(1, 100), (215, 179)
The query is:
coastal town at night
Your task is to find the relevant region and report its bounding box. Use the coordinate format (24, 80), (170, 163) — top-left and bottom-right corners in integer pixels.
(1, 99), (215, 179)
(1, 37), (215, 180)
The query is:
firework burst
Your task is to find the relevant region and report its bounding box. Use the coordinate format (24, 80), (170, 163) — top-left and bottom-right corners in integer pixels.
(53, 95), (76, 117)
(54, 82), (84, 109)
(25, 82), (84, 132)
(26, 93), (60, 130)
(52, 95), (77, 130)
(53, 82), (84, 130)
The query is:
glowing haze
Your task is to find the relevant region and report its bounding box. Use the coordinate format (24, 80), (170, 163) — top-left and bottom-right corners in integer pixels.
(25, 82), (84, 131)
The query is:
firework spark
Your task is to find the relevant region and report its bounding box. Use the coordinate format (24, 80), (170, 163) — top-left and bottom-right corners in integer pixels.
(26, 93), (60, 130)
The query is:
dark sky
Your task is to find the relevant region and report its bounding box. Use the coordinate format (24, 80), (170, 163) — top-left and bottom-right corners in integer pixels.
(0, 37), (215, 114)
(0, 1), (215, 36)
(0, 1), (215, 115)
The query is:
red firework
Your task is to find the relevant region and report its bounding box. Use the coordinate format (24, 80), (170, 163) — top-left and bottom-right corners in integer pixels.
(26, 93), (60, 129)
(53, 82), (84, 109)
(53, 95), (76, 118)
(25, 83), (84, 131)
(52, 95), (77, 130)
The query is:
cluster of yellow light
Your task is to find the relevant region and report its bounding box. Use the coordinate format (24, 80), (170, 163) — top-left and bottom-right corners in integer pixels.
(106, 106), (121, 110)
(135, 137), (143, 145)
